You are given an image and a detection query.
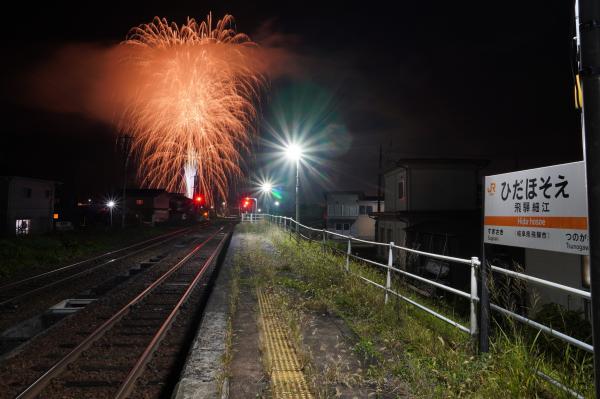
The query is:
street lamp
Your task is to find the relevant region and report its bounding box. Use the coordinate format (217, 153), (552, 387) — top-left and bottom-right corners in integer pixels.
(260, 181), (274, 214)
(284, 143), (303, 229)
(107, 200), (116, 227)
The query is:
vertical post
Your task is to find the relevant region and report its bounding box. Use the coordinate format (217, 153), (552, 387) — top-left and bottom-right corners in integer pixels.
(322, 229), (326, 253)
(479, 175), (490, 353)
(470, 257), (479, 340)
(385, 242), (394, 304)
(345, 238), (351, 271)
(295, 158), (300, 233)
(479, 242), (489, 352)
(578, 1), (600, 394)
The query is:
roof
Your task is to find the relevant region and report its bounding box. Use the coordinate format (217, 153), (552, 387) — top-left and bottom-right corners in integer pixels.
(385, 158), (489, 174)
(363, 195), (383, 201)
(126, 188), (168, 197)
(0, 176), (62, 184)
(324, 191), (382, 201)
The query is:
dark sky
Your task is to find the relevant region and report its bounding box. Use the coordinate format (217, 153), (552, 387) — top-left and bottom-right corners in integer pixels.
(0, 1), (582, 202)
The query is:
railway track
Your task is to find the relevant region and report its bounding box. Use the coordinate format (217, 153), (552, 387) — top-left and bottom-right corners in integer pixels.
(2, 225), (231, 398)
(0, 227), (194, 308)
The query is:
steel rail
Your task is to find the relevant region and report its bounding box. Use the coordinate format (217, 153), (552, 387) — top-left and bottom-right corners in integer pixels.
(0, 227), (191, 292)
(114, 231), (230, 398)
(15, 227), (224, 399)
(0, 228), (192, 307)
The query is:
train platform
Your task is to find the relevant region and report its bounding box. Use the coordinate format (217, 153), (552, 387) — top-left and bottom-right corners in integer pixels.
(172, 226), (387, 399)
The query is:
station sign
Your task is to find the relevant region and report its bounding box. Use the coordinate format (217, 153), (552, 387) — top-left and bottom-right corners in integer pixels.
(484, 161), (589, 255)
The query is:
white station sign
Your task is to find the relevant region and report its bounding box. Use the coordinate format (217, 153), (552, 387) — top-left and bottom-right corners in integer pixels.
(484, 161), (589, 255)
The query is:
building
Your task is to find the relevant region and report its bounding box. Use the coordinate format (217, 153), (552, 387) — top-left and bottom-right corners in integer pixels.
(325, 191), (383, 240)
(126, 189), (171, 225)
(168, 193), (195, 222)
(0, 176), (58, 235)
(374, 159), (485, 291)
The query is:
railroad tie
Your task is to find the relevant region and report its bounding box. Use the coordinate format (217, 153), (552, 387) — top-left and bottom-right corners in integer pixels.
(257, 289), (313, 399)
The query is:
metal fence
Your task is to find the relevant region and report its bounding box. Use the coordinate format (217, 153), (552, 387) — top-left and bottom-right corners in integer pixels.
(263, 214), (481, 338)
(252, 214), (593, 398)
(241, 213), (264, 223)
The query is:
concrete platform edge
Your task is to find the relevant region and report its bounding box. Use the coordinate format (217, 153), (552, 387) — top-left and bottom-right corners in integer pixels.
(171, 232), (239, 399)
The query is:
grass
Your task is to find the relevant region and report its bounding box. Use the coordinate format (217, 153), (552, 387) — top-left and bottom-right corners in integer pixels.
(0, 224), (175, 279)
(237, 222), (594, 398)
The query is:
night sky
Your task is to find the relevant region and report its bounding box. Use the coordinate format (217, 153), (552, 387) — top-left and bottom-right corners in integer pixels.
(0, 1), (581, 203)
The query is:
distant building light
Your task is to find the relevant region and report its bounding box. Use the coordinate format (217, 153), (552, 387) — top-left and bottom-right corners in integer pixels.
(136, 199), (144, 205)
(53, 213), (59, 220)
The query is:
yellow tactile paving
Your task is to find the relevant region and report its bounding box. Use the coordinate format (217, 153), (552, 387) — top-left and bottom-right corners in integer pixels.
(257, 289), (313, 399)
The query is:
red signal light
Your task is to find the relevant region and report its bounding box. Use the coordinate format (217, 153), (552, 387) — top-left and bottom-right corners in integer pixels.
(195, 195), (204, 204)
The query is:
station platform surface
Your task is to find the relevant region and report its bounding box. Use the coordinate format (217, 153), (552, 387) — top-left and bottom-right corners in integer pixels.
(173, 226), (397, 399)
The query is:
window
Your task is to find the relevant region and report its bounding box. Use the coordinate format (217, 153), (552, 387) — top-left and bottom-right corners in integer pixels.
(398, 181), (405, 200)
(359, 205), (366, 215)
(343, 223), (350, 231)
(16, 219), (31, 235)
(367, 205), (373, 214)
(24, 188), (32, 198)
(336, 223), (342, 230)
(136, 199), (144, 205)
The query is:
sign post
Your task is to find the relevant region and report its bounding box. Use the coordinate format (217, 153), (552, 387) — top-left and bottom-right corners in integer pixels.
(481, 161), (589, 352)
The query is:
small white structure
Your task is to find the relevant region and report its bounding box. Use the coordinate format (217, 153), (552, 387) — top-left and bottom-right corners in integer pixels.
(325, 192), (383, 240)
(0, 176), (57, 235)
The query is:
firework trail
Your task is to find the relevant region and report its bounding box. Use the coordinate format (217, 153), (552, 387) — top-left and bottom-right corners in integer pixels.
(118, 14), (265, 200)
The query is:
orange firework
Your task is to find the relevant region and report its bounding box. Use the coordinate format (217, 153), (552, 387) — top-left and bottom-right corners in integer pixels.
(117, 13), (265, 200)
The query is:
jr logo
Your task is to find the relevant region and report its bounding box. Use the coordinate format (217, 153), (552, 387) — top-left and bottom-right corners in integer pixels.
(487, 182), (496, 196)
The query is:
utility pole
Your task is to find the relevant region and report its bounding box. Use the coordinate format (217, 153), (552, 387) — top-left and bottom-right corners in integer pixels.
(577, 0), (600, 396)
(117, 135), (132, 229)
(295, 158), (300, 230)
(377, 144), (382, 213)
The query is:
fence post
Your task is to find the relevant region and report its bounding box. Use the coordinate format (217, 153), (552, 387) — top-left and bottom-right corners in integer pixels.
(345, 238), (351, 271)
(470, 257), (479, 340)
(385, 242), (394, 304)
(322, 229), (326, 253)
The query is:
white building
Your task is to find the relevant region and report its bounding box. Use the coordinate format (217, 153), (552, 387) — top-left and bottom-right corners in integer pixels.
(0, 176), (57, 235)
(325, 192), (383, 240)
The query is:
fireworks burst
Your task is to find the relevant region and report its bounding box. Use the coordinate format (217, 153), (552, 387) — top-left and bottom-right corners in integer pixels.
(118, 13), (265, 200)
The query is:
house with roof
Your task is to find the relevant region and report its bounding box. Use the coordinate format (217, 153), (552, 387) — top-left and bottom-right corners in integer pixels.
(126, 188), (171, 225)
(0, 176), (58, 235)
(373, 159), (486, 291)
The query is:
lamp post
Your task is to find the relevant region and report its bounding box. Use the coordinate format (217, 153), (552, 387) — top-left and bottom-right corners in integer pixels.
(107, 200), (115, 227)
(284, 143), (303, 230)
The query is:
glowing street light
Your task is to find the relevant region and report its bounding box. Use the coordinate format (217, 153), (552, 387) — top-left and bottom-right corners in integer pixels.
(284, 143), (304, 229)
(107, 200), (116, 227)
(274, 201), (280, 206)
(260, 181), (273, 194)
